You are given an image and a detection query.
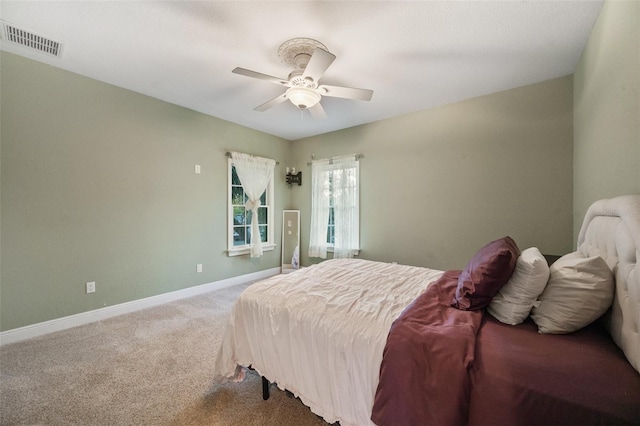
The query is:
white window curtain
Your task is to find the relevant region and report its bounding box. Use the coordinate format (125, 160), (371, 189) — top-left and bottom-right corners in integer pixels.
(230, 151), (275, 258)
(308, 159), (332, 259)
(309, 154), (359, 259)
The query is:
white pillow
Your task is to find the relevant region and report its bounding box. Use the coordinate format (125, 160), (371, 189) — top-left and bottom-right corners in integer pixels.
(530, 252), (614, 334)
(487, 247), (550, 325)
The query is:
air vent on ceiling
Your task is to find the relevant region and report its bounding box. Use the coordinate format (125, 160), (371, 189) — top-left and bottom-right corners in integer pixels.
(1, 21), (63, 57)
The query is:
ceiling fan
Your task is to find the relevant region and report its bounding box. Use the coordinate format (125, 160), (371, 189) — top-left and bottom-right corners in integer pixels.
(232, 38), (373, 119)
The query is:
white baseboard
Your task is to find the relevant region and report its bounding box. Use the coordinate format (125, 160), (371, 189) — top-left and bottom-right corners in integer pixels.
(0, 267), (280, 346)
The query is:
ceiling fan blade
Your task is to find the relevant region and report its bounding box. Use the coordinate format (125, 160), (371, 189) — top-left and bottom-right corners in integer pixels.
(232, 67), (289, 86)
(254, 92), (288, 112)
(308, 102), (327, 119)
(318, 84), (374, 101)
(302, 48), (336, 83)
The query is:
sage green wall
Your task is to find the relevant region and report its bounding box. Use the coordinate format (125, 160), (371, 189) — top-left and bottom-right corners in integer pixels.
(291, 76), (574, 270)
(573, 0), (640, 242)
(0, 52), (290, 331)
(1, 46), (581, 331)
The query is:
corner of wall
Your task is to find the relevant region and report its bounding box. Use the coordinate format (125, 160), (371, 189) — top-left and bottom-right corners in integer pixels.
(573, 0), (640, 245)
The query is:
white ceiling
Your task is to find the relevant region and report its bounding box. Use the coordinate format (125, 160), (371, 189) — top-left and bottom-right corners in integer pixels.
(0, 1), (604, 141)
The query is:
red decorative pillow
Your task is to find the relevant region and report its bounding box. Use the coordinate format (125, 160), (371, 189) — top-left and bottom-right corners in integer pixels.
(452, 236), (520, 311)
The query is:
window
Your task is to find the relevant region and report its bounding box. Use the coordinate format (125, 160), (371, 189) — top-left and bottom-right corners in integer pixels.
(309, 155), (360, 259)
(227, 158), (275, 256)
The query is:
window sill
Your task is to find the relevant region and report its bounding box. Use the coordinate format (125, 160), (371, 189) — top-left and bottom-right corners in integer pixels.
(227, 244), (276, 257)
(326, 247), (360, 256)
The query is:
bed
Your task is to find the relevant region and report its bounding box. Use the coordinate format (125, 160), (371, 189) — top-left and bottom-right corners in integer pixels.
(213, 195), (640, 425)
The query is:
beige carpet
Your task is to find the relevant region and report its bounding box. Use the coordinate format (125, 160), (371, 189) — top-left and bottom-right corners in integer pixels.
(0, 283), (332, 425)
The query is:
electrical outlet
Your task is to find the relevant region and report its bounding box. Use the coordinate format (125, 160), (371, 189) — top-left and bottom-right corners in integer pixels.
(86, 281), (96, 294)
(196, 264), (203, 273)
(195, 164), (201, 174)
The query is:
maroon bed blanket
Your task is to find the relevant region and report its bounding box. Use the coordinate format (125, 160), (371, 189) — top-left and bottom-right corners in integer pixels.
(371, 270), (484, 426)
(468, 314), (640, 426)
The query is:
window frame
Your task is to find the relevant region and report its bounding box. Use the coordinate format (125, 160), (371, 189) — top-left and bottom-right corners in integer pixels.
(226, 158), (275, 257)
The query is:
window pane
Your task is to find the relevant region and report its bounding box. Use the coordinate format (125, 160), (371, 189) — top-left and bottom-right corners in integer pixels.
(233, 226), (246, 246)
(260, 191), (266, 205)
(232, 166), (241, 185)
(327, 201), (336, 244)
(327, 205), (335, 244)
(232, 187), (244, 206)
(257, 207), (267, 224)
(233, 207), (245, 225)
(327, 225), (335, 244)
(259, 225), (268, 242)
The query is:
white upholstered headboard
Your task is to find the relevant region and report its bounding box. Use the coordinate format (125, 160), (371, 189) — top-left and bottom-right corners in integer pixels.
(577, 195), (640, 374)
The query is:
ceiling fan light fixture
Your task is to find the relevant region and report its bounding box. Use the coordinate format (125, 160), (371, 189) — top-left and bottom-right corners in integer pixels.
(286, 87), (321, 110)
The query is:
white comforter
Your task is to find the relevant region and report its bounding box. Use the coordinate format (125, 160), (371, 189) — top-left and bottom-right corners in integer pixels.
(213, 258), (443, 426)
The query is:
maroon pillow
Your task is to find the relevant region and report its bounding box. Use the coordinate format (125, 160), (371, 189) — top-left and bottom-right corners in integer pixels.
(452, 236), (520, 311)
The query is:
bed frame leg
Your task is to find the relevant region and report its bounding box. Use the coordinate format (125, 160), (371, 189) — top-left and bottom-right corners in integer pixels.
(262, 376), (270, 400)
